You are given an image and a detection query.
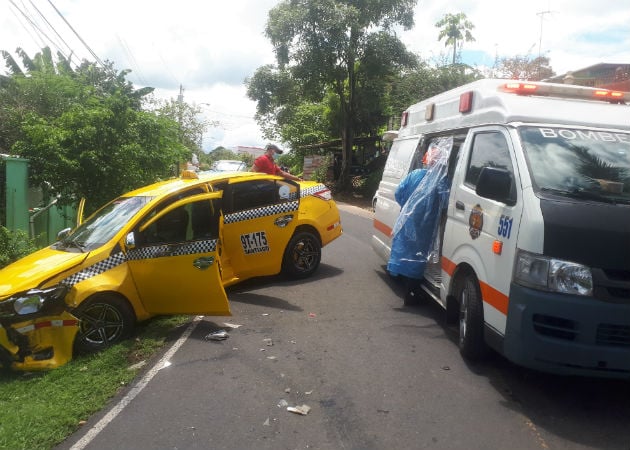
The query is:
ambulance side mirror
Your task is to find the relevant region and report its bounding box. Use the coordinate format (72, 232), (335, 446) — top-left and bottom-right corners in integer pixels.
(476, 167), (513, 205)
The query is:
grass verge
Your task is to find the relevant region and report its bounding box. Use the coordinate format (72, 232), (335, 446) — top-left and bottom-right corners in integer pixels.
(0, 315), (192, 450)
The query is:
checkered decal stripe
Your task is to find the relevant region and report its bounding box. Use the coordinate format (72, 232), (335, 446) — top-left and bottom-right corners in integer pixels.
(60, 239), (218, 288)
(127, 239), (218, 260)
(61, 252), (127, 288)
(224, 201), (298, 224)
(301, 184), (328, 198)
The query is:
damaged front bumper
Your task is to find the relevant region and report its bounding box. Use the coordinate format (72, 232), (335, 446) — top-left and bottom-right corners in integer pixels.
(0, 286), (79, 370)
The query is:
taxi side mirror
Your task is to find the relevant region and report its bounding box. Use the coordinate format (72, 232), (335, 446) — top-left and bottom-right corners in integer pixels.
(57, 227), (72, 241)
(125, 231), (136, 249)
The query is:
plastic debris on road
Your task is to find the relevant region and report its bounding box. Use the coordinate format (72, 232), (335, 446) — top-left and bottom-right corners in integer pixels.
(223, 322), (242, 329)
(287, 404), (311, 415)
(277, 399), (289, 408)
(263, 338), (273, 346)
(205, 330), (229, 341)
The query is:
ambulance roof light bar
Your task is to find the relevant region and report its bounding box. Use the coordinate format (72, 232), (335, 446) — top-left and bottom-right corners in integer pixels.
(500, 81), (629, 104)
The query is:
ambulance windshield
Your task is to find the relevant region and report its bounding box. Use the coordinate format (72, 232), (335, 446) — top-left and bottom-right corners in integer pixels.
(519, 126), (630, 204)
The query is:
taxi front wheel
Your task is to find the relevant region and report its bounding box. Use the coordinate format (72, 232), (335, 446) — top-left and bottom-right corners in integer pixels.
(282, 231), (321, 279)
(73, 294), (135, 352)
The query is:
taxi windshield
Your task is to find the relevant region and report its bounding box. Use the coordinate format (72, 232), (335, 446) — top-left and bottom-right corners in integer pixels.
(519, 126), (630, 204)
(55, 196), (153, 252)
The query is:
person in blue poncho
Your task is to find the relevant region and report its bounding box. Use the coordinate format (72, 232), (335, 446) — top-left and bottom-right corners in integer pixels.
(387, 138), (451, 282)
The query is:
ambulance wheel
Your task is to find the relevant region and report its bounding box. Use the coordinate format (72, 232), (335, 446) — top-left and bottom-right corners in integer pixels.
(74, 294), (135, 352)
(457, 274), (489, 360)
(282, 231), (321, 278)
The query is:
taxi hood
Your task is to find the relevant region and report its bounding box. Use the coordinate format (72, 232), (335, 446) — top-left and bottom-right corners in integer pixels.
(0, 248), (87, 298)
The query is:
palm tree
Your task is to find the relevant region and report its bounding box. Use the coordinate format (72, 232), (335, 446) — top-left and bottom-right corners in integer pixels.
(435, 13), (475, 65)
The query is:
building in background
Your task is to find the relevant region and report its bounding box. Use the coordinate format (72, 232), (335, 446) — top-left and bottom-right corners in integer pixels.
(235, 145), (265, 159)
(547, 63), (630, 92)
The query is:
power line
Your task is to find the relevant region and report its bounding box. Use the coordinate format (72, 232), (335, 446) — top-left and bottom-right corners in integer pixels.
(27, 0), (79, 66)
(8, 0), (54, 52)
(117, 35), (147, 85)
(46, 0), (104, 67)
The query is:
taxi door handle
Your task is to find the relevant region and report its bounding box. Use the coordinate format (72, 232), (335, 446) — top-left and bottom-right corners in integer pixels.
(193, 256), (215, 270)
(274, 215), (294, 228)
(456, 201), (465, 211)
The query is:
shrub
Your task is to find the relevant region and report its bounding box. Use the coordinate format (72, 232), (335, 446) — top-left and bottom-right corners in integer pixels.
(0, 227), (38, 269)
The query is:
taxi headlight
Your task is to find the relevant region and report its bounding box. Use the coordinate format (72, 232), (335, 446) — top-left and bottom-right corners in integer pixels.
(0, 286), (69, 319)
(514, 250), (593, 296)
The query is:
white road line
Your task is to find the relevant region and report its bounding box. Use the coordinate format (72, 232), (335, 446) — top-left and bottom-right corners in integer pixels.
(70, 316), (203, 450)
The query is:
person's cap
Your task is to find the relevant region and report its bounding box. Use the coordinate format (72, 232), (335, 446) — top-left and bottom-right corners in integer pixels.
(266, 143), (283, 154)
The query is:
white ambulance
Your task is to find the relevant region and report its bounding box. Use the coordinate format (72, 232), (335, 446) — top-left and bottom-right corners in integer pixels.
(372, 78), (630, 378)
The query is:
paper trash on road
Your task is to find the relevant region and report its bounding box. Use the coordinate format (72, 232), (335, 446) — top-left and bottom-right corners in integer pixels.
(287, 404), (311, 415)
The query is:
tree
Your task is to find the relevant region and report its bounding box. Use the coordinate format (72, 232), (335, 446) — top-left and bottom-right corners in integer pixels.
(494, 54), (555, 81)
(150, 98), (217, 167)
(0, 48), (187, 213)
(250, 0), (417, 189)
(435, 13), (475, 65)
(388, 61), (483, 117)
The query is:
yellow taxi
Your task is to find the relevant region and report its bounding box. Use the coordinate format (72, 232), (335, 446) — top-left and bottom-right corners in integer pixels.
(0, 171), (342, 370)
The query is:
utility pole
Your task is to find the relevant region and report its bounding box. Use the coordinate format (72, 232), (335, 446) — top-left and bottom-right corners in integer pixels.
(536, 10), (553, 80)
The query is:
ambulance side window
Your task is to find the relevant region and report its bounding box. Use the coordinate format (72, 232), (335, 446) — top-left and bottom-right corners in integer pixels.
(464, 132), (516, 202)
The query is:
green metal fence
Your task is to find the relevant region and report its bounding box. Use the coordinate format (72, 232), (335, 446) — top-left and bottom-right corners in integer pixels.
(3, 157), (76, 247)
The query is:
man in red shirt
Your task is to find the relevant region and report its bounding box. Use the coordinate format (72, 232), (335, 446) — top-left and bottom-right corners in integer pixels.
(251, 144), (301, 181)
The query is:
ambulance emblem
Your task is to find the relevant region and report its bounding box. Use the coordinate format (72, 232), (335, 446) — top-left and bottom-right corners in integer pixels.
(469, 204), (483, 239)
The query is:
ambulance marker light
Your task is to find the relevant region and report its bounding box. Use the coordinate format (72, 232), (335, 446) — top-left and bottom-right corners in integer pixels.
(401, 111), (409, 126)
(492, 240), (503, 255)
(459, 91), (473, 113)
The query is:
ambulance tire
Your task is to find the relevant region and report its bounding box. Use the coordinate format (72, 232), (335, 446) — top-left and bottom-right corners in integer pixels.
(282, 231), (321, 279)
(74, 294), (136, 353)
(457, 274), (489, 361)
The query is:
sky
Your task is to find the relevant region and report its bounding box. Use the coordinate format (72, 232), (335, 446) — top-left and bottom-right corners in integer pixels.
(1, 0), (629, 153)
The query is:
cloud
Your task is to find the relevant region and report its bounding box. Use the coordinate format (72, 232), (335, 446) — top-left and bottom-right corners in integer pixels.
(2, 0), (629, 151)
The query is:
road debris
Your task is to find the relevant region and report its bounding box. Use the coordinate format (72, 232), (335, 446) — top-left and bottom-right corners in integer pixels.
(205, 330), (229, 341)
(263, 338), (273, 346)
(263, 418), (270, 426)
(287, 404), (311, 415)
(223, 322), (242, 329)
(277, 399), (289, 408)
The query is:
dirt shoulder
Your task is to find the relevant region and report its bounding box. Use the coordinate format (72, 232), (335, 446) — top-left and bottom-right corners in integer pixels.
(332, 191), (373, 212)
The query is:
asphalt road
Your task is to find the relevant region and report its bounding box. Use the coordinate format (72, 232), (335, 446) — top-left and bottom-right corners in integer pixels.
(58, 204), (630, 450)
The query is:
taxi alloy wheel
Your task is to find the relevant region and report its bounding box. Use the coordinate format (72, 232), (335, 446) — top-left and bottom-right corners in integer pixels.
(457, 274), (489, 361)
(282, 231), (321, 278)
(74, 294), (135, 352)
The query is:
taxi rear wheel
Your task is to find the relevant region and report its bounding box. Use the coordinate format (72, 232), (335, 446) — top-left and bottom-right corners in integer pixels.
(74, 294), (135, 353)
(282, 231), (321, 278)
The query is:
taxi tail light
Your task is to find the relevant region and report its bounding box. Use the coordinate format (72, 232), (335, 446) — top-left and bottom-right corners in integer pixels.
(312, 188), (332, 201)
